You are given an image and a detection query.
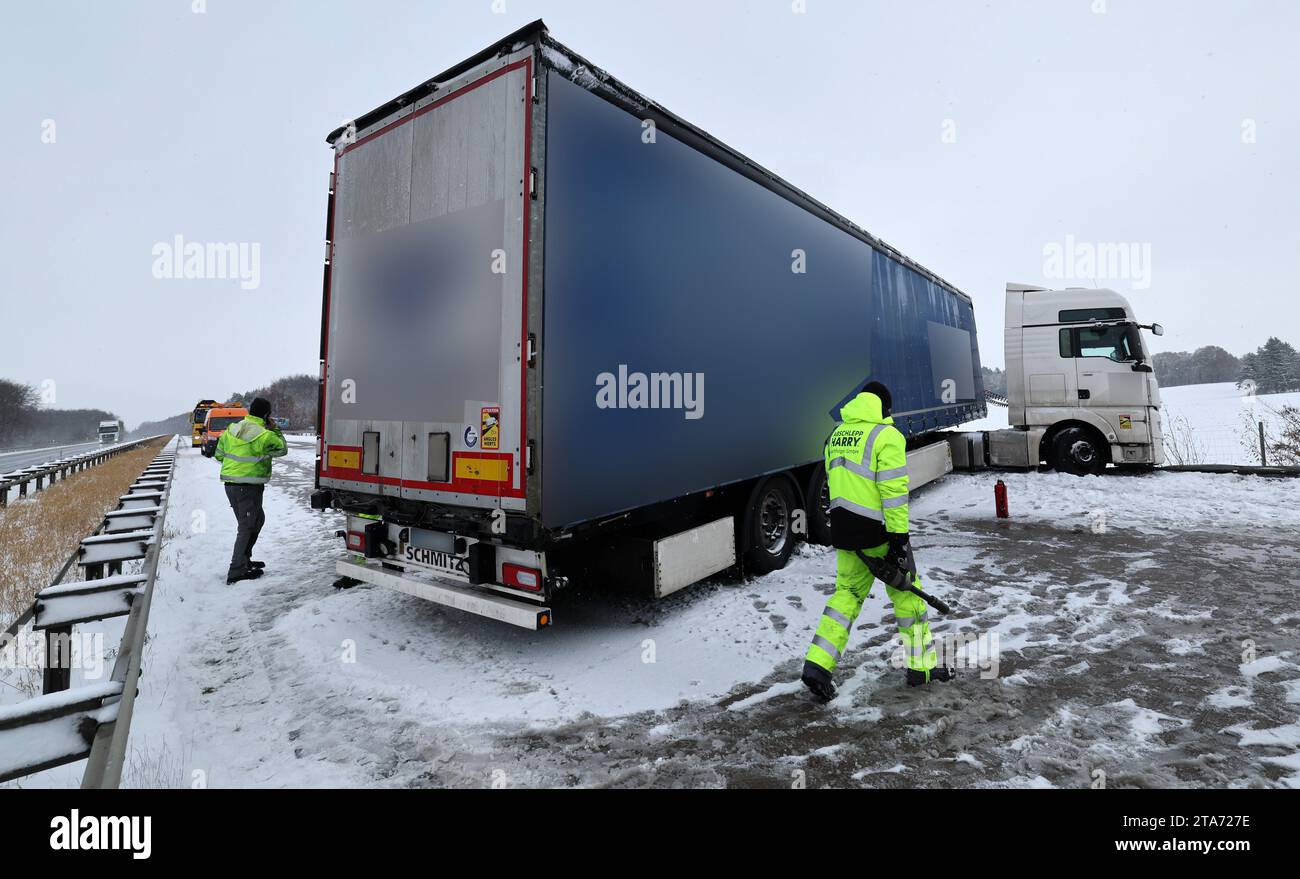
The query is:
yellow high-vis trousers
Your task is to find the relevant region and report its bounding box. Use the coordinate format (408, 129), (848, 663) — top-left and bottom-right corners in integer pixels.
(804, 544), (937, 676)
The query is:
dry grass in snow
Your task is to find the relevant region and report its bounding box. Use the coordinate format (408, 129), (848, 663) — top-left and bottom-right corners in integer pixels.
(0, 439), (167, 629)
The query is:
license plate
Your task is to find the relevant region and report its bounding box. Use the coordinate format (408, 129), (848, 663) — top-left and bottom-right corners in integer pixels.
(400, 544), (468, 582)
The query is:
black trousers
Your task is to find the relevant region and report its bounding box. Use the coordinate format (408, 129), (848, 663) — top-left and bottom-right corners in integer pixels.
(224, 483), (266, 578)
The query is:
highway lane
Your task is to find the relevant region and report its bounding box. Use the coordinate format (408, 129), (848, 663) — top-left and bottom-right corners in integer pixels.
(0, 441), (106, 474)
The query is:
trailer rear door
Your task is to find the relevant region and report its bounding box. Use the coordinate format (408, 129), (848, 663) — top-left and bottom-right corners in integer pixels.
(320, 48), (533, 511)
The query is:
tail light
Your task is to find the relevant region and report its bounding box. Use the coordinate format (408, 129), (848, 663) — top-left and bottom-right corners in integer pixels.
(502, 563), (542, 593)
(345, 530), (365, 552)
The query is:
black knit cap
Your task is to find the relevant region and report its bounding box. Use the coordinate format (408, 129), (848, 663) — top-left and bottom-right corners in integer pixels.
(249, 397), (272, 420)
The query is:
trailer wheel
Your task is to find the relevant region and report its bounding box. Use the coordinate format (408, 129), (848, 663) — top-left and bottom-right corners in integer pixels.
(740, 475), (799, 575)
(805, 466), (833, 546)
(1049, 426), (1107, 476)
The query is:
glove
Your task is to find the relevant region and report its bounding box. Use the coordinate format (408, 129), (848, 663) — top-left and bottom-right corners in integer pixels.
(885, 533), (910, 570)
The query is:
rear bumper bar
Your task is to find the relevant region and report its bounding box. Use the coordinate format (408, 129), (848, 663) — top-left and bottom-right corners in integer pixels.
(337, 559), (552, 630)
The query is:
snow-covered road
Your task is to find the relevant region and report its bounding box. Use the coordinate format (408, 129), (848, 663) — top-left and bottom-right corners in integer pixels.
(10, 439), (1299, 788)
(0, 441), (103, 474)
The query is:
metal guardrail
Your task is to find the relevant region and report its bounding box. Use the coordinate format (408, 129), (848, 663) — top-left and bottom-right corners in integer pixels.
(0, 436), (178, 785)
(1160, 463), (1300, 478)
(0, 435), (169, 507)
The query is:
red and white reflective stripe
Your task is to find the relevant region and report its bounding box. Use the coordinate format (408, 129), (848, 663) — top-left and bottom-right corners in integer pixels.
(502, 563), (542, 592)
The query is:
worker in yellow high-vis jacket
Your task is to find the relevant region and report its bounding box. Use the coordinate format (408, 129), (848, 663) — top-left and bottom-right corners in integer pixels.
(214, 396), (287, 585)
(801, 381), (953, 702)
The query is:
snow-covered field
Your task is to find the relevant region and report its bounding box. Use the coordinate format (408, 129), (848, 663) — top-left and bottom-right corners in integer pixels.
(4, 434), (1299, 788)
(967, 381), (1300, 466)
(1161, 382), (1300, 466)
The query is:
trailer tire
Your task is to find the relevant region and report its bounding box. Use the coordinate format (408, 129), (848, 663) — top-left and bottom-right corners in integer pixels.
(805, 466), (832, 546)
(739, 475), (799, 575)
(1049, 426), (1107, 476)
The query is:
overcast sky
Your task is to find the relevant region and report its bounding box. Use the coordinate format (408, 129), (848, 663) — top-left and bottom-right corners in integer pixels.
(3, 0), (1296, 427)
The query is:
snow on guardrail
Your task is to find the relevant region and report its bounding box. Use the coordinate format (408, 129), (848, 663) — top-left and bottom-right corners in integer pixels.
(0, 435), (168, 507)
(0, 437), (179, 786)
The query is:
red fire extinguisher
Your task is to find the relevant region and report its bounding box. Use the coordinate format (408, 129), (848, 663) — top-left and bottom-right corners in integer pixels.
(994, 479), (1009, 519)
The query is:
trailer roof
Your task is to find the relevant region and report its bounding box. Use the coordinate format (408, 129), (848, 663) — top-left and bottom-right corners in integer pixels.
(327, 20), (974, 306)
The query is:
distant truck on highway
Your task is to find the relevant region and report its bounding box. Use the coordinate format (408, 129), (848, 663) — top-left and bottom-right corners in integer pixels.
(97, 420), (123, 444)
(308, 23), (1164, 628)
(948, 284), (1165, 475)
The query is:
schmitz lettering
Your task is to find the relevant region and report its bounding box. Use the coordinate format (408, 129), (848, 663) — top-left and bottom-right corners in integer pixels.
(404, 545), (462, 573)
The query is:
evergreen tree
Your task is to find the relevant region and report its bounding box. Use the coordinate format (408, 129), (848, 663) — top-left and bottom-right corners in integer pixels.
(1245, 337), (1300, 394)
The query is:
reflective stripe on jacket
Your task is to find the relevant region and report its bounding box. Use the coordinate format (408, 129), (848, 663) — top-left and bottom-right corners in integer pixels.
(824, 391), (909, 549)
(214, 416), (287, 484)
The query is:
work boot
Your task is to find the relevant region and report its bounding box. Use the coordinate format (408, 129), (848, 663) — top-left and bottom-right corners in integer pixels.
(801, 661), (837, 703)
(226, 567), (264, 585)
(906, 666), (956, 687)
(248, 560), (266, 569)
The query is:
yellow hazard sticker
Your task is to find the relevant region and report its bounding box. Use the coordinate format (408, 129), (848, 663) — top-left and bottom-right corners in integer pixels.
(327, 448), (360, 469)
(480, 406), (500, 450)
(1119, 415), (1132, 430)
(455, 456), (509, 481)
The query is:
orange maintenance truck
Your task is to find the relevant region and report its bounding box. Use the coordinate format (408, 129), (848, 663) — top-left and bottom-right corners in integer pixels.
(191, 399), (219, 447)
(201, 403), (247, 457)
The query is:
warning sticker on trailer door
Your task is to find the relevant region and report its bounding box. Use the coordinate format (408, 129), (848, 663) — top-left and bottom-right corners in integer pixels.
(480, 407), (500, 450)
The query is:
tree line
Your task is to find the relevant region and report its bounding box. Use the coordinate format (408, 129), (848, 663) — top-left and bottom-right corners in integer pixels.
(0, 378), (118, 450)
(133, 373), (320, 439)
(227, 374), (317, 430)
(1151, 338), (1298, 395)
(1238, 338), (1300, 396)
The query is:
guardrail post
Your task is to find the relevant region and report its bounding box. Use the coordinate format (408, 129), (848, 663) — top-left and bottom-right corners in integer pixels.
(1259, 421), (1267, 467)
(42, 624), (73, 694)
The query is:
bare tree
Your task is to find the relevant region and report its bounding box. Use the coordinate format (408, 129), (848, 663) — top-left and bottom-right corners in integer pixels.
(0, 379), (38, 448)
(1262, 403), (1300, 466)
(1161, 413), (1206, 465)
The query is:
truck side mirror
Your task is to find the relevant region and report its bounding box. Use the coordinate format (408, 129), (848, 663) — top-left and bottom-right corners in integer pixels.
(1151, 323), (1164, 336)
(1132, 362), (1153, 373)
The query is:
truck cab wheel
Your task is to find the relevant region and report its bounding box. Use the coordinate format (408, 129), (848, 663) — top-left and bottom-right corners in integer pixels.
(1049, 426), (1107, 476)
(740, 475), (799, 575)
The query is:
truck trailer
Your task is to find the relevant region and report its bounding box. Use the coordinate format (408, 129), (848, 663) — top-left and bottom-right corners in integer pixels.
(311, 21), (987, 628)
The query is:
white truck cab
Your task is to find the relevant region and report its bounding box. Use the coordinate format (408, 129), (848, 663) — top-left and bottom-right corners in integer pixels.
(954, 284), (1165, 474)
(97, 419), (122, 445)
